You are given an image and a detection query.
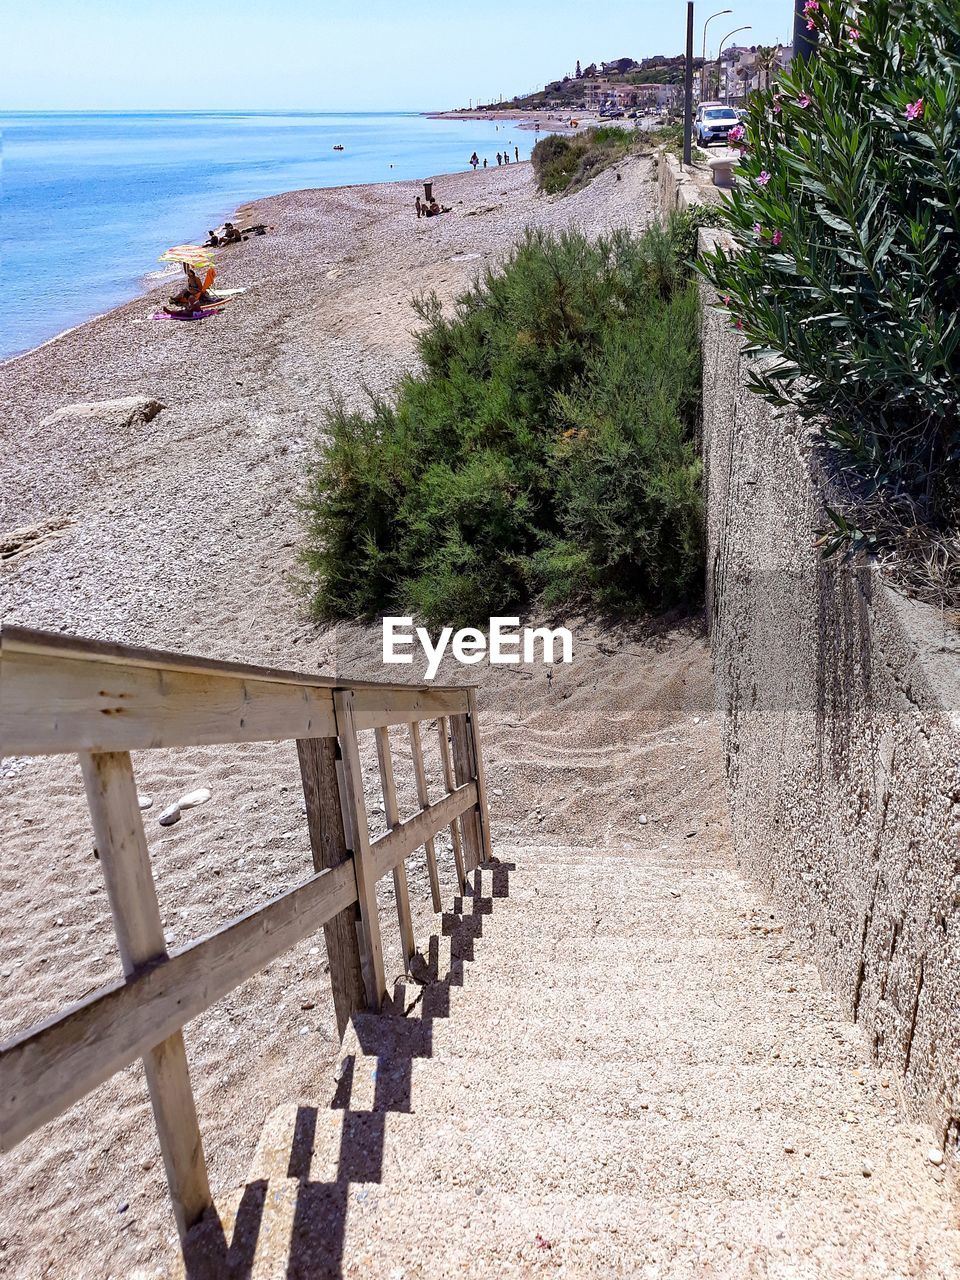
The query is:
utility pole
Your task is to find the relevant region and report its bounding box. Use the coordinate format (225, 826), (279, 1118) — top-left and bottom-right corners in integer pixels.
(683, 1), (694, 166)
(793, 0), (819, 62)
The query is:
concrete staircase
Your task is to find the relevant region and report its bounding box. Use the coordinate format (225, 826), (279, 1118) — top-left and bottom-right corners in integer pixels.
(174, 843), (960, 1278)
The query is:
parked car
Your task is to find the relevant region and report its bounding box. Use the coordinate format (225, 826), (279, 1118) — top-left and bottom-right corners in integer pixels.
(694, 104), (741, 146)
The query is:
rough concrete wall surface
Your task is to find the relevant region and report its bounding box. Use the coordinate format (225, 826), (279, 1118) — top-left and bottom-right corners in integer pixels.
(699, 257), (960, 1145)
(657, 151), (702, 214)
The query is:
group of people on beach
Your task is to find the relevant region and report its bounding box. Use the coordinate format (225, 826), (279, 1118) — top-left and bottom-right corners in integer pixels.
(469, 146), (520, 171)
(202, 220), (267, 247)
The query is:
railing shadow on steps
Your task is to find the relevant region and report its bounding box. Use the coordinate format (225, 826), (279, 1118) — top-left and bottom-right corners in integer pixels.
(0, 626), (496, 1269)
(178, 858), (516, 1279)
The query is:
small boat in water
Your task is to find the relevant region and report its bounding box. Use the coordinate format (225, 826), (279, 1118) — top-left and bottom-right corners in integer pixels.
(333, 145), (345, 152)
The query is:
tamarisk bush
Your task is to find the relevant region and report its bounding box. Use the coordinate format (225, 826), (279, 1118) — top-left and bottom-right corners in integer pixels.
(302, 224), (704, 626)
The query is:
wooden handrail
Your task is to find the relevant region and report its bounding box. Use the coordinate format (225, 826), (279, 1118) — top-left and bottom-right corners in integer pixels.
(0, 626), (493, 1254)
(0, 627), (470, 755)
(0, 860), (359, 1153)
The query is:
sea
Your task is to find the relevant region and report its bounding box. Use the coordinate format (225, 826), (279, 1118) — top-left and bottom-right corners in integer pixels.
(0, 111), (537, 362)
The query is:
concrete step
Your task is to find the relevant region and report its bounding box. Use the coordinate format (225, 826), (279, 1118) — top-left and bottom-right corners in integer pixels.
(338, 1008), (860, 1070)
(415, 905), (775, 963)
(294, 1050), (896, 1131)
(403, 928), (795, 988)
(400, 935), (807, 995)
(177, 1185), (960, 1279)
(243, 1105), (937, 1204)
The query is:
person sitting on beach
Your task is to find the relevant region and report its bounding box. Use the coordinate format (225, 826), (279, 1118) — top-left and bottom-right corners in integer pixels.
(168, 265), (209, 307)
(166, 265), (215, 313)
(221, 222), (242, 244)
(424, 199), (452, 217)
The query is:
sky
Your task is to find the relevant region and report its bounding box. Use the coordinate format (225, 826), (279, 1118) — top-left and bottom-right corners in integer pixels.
(1, 0), (796, 112)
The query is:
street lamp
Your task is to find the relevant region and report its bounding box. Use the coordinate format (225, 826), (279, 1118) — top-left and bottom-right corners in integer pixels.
(702, 9), (733, 101)
(717, 25), (753, 104)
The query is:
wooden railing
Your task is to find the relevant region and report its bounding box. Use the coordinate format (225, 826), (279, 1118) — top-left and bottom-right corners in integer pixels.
(0, 625), (492, 1245)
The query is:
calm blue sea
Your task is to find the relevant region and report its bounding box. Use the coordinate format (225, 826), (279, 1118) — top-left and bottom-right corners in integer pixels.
(0, 111), (534, 361)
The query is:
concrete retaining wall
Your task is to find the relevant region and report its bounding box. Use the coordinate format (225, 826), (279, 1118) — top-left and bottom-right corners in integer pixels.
(656, 151), (706, 215)
(698, 235), (960, 1144)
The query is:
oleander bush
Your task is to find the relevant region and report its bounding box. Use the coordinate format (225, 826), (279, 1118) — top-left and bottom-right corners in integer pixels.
(531, 126), (638, 194)
(302, 221), (704, 626)
(702, 0), (960, 542)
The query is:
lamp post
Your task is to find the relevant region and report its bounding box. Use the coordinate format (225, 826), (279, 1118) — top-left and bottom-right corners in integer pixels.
(717, 24), (753, 104)
(702, 9), (733, 100)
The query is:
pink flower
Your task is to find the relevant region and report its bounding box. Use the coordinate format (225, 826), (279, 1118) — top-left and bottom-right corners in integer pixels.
(772, 95), (783, 114)
(734, 318), (745, 330)
(847, 26), (860, 40)
(771, 229), (783, 247)
(797, 93), (812, 109)
(802, 0), (819, 15)
(728, 125), (746, 144)
(756, 170), (771, 186)
(753, 222), (764, 236)
(905, 98), (925, 121)
(722, 295), (732, 306)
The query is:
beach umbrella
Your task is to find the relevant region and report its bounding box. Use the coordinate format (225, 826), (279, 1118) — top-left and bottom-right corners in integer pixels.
(159, 244), (214, 268)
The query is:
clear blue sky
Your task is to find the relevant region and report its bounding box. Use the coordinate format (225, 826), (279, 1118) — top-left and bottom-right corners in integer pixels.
(2, 0), (795, 111)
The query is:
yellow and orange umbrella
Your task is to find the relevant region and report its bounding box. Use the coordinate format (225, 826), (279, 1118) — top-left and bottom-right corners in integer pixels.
(159, 244), (215, 269)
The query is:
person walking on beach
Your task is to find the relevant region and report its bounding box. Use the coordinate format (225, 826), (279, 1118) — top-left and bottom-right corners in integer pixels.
(514, 145), (519, 162)
(496, 152), (502, 166)
(483, 157), (488, 168)
(470, 151), (480, 170)
(415, 196), (423, 219)
(503, 150), (510, 165)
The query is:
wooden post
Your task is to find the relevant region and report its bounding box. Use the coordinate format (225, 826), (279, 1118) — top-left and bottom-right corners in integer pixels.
(450, 712), (482, 873)
(409, 721), (442, 913)
(466, 689), (494, 865)
(437, 717), (467, 891)
(296, 736), (366, 1038)
(333, 691), (387, 1009)
(79, 751), (210, 1243)
(375, 725), (416, 967)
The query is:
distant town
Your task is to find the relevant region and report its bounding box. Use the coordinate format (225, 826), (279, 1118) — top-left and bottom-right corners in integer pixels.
(471, 47), (795, 116)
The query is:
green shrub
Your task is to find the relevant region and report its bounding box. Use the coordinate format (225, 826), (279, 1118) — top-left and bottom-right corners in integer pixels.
(671, 204), (727, 265)
(302, 223), (704, 626)
(701, 0), (960, 531)
(531, 126), (637, 194)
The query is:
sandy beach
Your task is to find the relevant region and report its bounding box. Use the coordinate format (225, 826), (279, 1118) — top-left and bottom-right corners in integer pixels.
(0, 154), (702, 1277)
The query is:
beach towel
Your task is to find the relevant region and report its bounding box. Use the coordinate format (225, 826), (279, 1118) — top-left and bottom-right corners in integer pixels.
(150, 306), (223, 322)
